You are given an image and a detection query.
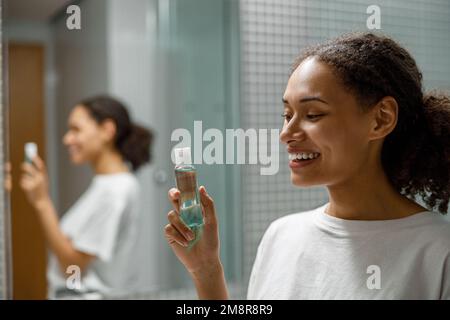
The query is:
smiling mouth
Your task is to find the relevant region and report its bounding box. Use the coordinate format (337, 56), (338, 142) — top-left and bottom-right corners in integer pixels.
(288, 152), (320, 162)
(288, 152), (320, 169)
(68, 147), (80, 155)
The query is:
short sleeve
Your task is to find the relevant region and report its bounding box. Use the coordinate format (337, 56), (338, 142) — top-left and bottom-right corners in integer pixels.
(69, 190), (128, 262)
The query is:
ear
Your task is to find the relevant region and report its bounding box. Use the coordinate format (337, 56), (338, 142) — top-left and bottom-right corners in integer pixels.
(368, 96), (398, 141)
(100, 119), (117, 143)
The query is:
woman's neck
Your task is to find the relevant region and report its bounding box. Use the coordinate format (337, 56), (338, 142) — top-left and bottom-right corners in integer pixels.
(325, 160), (427, 220)
(92, 149), (130, 175)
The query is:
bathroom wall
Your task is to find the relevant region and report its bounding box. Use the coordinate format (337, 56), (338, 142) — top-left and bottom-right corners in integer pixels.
(53, 0), (109, 214)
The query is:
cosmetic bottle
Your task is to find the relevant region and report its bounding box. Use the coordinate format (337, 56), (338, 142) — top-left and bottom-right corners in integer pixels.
(174, 147), (204, 230)
(24, 142), (38, 164)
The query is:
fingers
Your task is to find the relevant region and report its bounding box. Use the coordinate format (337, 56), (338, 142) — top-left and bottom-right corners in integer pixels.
(19, 175), (33, 191)
(168, 188), (180, 213)
(199, 186), (217, 225)
(167, 210), (195, 241)
(21, 156), (46, 178)
(164, 223), (189, 247)
(33, 155), (46, 172)
(4, 162), (12, 192)
(21, 162), (37, 177)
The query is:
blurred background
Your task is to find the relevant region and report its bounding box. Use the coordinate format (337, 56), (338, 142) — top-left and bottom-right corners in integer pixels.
(0, 0), (449, 299)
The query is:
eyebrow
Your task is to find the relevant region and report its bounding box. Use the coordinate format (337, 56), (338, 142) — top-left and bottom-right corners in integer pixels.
(282, 96), (328, 105)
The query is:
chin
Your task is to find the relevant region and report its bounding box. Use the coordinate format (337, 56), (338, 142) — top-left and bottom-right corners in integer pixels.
(69, 155), (85, 165)
(290, 173), (319, 187)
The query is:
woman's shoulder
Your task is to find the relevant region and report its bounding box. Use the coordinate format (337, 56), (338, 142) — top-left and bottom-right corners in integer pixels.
(420, 212), (450, 249)
(92, 172), (140, 197)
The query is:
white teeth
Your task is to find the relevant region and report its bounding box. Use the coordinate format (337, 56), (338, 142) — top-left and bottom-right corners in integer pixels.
(289, 152), (320, 160)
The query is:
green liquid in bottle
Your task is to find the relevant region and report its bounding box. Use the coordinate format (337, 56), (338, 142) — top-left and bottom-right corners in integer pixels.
(175, 165), (204, 229)
(180, 203), (203, 228)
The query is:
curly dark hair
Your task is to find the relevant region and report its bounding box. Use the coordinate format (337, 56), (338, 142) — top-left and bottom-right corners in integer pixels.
(292, 32), (450, 214)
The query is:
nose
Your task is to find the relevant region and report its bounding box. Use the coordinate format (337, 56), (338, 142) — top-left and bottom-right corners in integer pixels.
(279, 118), (305, 145)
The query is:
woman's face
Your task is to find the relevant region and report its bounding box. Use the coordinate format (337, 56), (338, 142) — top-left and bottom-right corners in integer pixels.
(63, 105), (111, 165)
(280, 57), (376, 187)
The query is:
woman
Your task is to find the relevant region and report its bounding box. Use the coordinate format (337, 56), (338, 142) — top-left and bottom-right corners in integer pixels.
(21, 95), (152, 299)
(164, 33), (450, 299)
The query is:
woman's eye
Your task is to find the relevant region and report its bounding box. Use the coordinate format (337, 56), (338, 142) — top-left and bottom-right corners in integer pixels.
(306, 114), (324, 120)
(281, 113), (292, 122)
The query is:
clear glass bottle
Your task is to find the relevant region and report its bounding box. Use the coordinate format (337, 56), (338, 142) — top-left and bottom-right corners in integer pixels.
(174, 147), (204, 229)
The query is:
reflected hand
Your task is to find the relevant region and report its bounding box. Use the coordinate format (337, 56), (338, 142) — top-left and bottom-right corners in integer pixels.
(4, 162), (12, 192)
(20, 155), (50, 209)
(164, 186), (221, 275)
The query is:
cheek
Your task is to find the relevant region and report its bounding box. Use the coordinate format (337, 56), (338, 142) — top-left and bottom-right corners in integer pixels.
(310, 118), (364, 161)
(78, 128), (102, 150)
(307, 121), (337, 154)
(325, 121), (369, 169)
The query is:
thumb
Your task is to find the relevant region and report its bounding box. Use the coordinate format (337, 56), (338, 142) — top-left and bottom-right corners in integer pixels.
(199, 186), (217, 225)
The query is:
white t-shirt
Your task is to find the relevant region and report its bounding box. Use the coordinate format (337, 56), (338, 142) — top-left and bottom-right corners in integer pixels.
(247, 203), (450, 300)
(47, 172), (141, 299)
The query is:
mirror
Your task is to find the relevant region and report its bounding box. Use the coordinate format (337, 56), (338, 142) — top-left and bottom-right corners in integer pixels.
(2, 0), (242, 299)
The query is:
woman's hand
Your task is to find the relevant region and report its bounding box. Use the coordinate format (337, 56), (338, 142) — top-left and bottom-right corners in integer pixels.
(20, 155), (50, 209)
(164, 186), (222, 276)
(4, 162), (12, 192)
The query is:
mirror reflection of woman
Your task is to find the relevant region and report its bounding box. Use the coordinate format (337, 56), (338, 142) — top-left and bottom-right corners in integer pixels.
(165, 33), (450, 299)
(20, 96), (152, 299)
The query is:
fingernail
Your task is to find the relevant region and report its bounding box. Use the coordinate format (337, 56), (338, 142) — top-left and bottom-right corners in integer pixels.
(187, 231), (195, 241)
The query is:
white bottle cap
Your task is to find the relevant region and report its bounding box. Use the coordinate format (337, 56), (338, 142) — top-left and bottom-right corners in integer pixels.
(174, 147), (192, 165)
(25, 142), (38, 159)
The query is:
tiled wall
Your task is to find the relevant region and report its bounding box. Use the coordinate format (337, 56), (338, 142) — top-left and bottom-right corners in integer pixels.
(239, 0), (330, 294)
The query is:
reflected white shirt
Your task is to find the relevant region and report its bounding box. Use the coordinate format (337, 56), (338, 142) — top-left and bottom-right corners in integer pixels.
(47, 172), (141, 299)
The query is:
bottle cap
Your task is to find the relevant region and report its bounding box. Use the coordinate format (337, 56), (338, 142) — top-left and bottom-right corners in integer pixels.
(174, 147), (192, 166)
(25, 142), (38, 159)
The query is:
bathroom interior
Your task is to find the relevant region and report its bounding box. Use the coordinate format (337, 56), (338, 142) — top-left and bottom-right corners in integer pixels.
(0, 0), (449, 299)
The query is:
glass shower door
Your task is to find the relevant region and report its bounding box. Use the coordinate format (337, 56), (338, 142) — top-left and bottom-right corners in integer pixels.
(155, 0), (242, 292)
